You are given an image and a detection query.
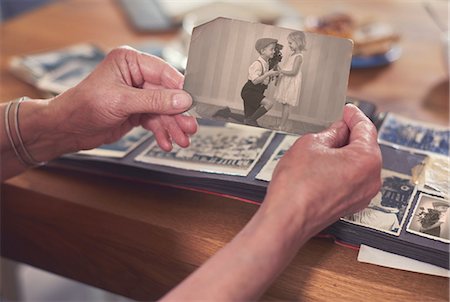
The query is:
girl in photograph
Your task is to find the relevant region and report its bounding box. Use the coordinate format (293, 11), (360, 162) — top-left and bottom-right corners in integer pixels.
(273, 31), (306, 131)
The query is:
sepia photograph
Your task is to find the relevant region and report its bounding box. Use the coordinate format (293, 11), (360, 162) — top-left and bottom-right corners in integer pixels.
(256, 135), (298, 181)
(135, 123), (275, 176)
(378, 113), (449, 157)
(407, 193), (450, 243)
(184, 17), (353, 135)
(342, 169), (416, 235)
(77, 127), (151, 158)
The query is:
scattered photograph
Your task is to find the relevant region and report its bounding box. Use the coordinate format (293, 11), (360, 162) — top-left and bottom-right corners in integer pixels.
(414, 156), (449, 199)
(37, 45), (105, 94)
(378, 113), (449, 157)
(135, 123), (275, 176)
(407, 193), (450, 243)
(10, 44), (105, 94)
(342, 169), (416, 236)
(255, 135), (299, 181)
(78, 127), (151, 158)
(184, 17), (353, 135)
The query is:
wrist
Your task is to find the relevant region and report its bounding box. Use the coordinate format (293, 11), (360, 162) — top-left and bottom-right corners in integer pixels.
(17, 98), (76, 162)
(255, 197), (310, 248)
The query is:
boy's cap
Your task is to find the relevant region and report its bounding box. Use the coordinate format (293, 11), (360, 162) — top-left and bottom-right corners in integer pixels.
(255, 38), (278, 52)
(432, 201), (450, 208)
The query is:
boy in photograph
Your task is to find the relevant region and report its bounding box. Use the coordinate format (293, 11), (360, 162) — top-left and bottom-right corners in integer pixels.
(241, 38), (280, 126)
(213, 38), (280, 126)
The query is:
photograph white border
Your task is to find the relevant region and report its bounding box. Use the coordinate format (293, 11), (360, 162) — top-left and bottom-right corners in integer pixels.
(378, 113), (449, 158)
(255, 135), (299, 182)
(341, 169), (417, 236)
(406, 192), (450, 244)
(135, 123), (275, 176)
(78, 127), (151, 158)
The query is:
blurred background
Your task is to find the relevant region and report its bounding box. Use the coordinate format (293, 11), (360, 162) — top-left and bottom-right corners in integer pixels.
(1, 0), (448, 301)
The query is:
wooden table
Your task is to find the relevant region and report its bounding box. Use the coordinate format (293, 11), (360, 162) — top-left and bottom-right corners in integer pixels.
(1, 0), (448, 301)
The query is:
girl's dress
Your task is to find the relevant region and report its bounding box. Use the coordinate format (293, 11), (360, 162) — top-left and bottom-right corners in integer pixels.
(273, 53), (302, 106)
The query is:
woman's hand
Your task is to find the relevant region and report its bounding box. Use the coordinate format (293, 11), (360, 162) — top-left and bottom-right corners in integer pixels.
(1, 46), (197, 180)
(161, 104), (383, 302)
(262, 104), (382, 237)
(46, 46), (197, 153)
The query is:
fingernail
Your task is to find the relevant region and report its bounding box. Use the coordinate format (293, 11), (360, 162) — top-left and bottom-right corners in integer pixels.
(172, 93), (192, 109)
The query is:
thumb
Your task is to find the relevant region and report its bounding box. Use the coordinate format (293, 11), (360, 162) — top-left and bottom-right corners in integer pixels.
(315, 120), (350, 148)
(125, 88), (193, 115)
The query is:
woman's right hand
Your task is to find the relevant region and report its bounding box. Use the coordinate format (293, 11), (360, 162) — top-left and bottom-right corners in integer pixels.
(261, 104), (382, 239)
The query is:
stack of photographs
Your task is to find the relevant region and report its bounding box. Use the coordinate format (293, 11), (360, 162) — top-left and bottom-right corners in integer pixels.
(52, 111), (450, 269)
(44, 18), (449, 269)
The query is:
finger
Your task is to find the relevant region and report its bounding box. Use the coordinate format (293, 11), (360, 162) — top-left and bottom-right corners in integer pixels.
(315, 120), (350, 148)
(160, 115), (190, 148)
(142, 82), (166, 90)
(125, 88), (192, 115)
(136, 51), (184, 89)
(174, 114), (198, 135)
(343, 104), (378, 146)
(140, 114), (173, 151)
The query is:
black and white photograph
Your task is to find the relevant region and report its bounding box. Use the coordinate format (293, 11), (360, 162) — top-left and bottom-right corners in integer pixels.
(255, 135), (298, 181)
(77, 127), (151, 158)
(415, 156), (449, 199)
(135, 123), (274, 176)
(342, 169), (416, 235)
(10, 43), (105, 94)
(184, 17), (353, 135)
(378, 113), (449, 157)
(407, 193), (450, 243)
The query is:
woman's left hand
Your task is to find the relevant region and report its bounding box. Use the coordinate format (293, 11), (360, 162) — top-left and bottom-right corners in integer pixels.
(47, 46), (197, 153)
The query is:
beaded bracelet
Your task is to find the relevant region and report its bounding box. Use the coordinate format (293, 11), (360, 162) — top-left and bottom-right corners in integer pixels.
(4, 97), (47, 167)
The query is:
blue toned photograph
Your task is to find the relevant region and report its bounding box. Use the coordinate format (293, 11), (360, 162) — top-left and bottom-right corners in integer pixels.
(342, 169), (416, 236)
(379, 114), (449, 156)
(78, 127), (151, 158)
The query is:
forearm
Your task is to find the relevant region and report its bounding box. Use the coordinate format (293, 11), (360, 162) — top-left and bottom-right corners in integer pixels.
(1, 98), (74, 181)
(161, 199), (312, 301)
(281, 69), (296, 76)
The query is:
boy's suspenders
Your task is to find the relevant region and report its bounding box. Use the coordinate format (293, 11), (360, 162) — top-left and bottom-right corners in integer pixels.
(257, 59), (267, 85)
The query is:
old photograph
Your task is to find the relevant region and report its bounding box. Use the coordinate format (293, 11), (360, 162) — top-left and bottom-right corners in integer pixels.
(135, 123), (275, 176)
(78, 127), (151, 158)
(342, 169), (416, 236)
(35, 44), (105, 94)
(184, 17), (353, 135)
(256, 135), (298, 181)
(378, 113), (449, 157)
(17, 44), (105, 94)
(407, 193), (450, 243)
(414, 156), (449, 199)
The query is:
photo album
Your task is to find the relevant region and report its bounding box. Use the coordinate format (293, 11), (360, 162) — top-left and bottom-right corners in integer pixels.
(30, 18), (448, 269)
